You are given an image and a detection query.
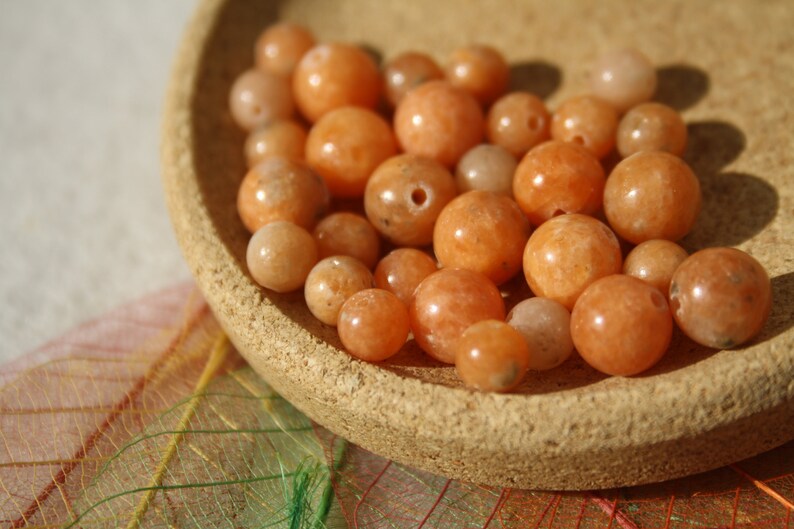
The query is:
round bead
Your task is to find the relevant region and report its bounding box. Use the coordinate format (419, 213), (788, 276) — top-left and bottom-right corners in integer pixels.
(513, 140), (606, 227)
(237, 156), (329, 233)
(433, 190), (530, 285)
(623, 239), (688, 295)
(589, 48), (658, 113)
(244, 119), (307, 167)
(551, 95), (618, 159)
(338, 289), (410, 362)
(410, 268), (505, 364)
(506, 297), (573, 371)
(454, 320), (530, 393)
(292, 43), (381, 123)
(444, 44), (509, 106)
(374, 248), (438, 306)
(394, 80), (484, 168)
(616, 102), (687, 158)
(313, 212), (380, 270)
(246, 221), (317, 293)
(669, 248), (772, 349)
(364, 154), (457, 246)
(304, 256), (373, 326)
(571, 275), (672, 376)
(455, 144), (517, 196)
(305, 106), (397, 198)
(523, 214), (622, 310)
(254, 22), (315, 77)
(604, 151), (701, 244)
(383, 51), (444, 108)
(486, 92), (551, 158)
(229, 69), (294, 131)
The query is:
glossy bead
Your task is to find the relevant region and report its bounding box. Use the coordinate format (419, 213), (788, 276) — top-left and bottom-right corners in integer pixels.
(410, 268), (505, 364)
(237, 156), (329, 233)
(551, 95), (618, 159)
(604, 151), (701, 244)
(513, 140), (605, 227)
(571, 275), (672, 376)
(506, 297), (573, 371)
(246, 221), (317, 293)
(306, 106), (397, 198)
(444, 44), (509, 106)
(229, 69), (294, 131)
(254, 22), (315, 77)
(433, 190), (530, 285)
(244, 119), (307, 167)
(616, 102), (687, 158)
(454, 320), (530, 393)
(374, 248), (438, 306)
(589, 48), (658, 113)
(292, 43), (381, 123)
(455, 144), (516, 196)
(304, 256), (373, 326)
(337, 289), (410, 362)
(486, 92), (551, 158)
(313, 212), (380, 270)
(624, 239), (688, 295)
(394, 80), (484, 168)
(669, 248), (772, 349)
(364, 154), (457, 246)
(523, 214), (622, 310)
(383, 51), (444, 108)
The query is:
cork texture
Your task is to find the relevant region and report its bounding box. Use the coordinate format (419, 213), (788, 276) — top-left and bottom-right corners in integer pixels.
(162, 0), (794, 489)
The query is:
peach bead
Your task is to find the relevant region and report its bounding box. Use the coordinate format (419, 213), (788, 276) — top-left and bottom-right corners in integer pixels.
(445, 44), (509, 106)
(604, 151), (701, 244)
(624, 239), (688, 295)
(306, 107), (397, 198)
(433, 190), (530, 285)
(254, 22), (315, 77)
(616, 102), (687, 158)
(486, 92), (551, 158)
(337, 289), (410, 362)
(410, 268), (505, 364)
(292, 43), (381, 123)
(523, 214), (622, 310)
(506, 297), (573, 371)
(394, 80), (484, 168)
(228, 68), (294, 131)
(237, 156), (329, 233)
(513, 140), (606, 227)
(455, 320), (530, 393)
(246, 221), (317, 293)
(551, 95), (618, 159)
(383, 51), (444, 108)
(571, 275), (672, 376)
(304, 256), (373, 326)
(313, 212), (380, 270)
(244, 119), (307, 167)
(374, 248), (438, 306)
(669, 248), (772, 349)
(455, 144), (516, 196)
(589, 48), (658, 113)
(364, 154), (457, 246)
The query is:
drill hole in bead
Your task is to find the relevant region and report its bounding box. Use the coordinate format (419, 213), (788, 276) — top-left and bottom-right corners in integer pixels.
(411, 188), (428, 206)
(650, 290), (667, 310)
(571, 135), (585, 146)
(527, 115), (541, 130)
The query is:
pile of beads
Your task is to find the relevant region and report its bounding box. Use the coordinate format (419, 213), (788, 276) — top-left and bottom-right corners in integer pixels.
(232, 22), (773, 393)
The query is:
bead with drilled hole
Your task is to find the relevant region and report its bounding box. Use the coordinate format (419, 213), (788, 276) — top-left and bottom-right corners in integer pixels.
(551, 95), (618, 159)
(229, 69), (294, 131)
(486, 91), (551, 158)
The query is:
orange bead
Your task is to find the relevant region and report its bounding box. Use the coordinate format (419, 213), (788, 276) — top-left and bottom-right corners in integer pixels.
(445, 44), (510, 106)
(305, 106), (397, 198)
(513, 140), (605, 227)
(313, 212), (380, 270)
(229, 69), (294, 131)
(244, 119), (307, 167)
(433, 190), (530, 285)
(590, 48), (657, 114)
(304, 256), (373, 326)
(455, 144), (516, 197)
(338, 289), (410, 362)
(383, 51), (444, 108)
(292, 43), (381, 123)
(551, 95), (618, 159)
(454, 320), (530, 393)
(394, 80), (484, 168)
(410, 268), (505, 364)
(523, 214), (622, 310)
(506, 297), (573, 371)
(623, 239), (688, 295)
(246, 221), (317, 293)
(486, 92), (551, 158)
(254, 22), (315, 77)
(616, 102), (687, 158)
(571, 274), (672, 376)
(374, 248), (438, 306)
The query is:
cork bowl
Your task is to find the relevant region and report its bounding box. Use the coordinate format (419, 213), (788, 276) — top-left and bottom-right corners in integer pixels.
(162, 0), (794, 489)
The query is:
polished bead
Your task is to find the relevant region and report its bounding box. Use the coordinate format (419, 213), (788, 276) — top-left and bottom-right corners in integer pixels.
(410, 268), (505, 364)
(444, 44), (509, 106)
(669, 247), (772, 349)
(617, 102), (687, 158)
(455, 320), (530, 393)
(589, 48), (657, 113)
(313, 212), (380, 270)
(383, 51), (444, 108)
(486, 92), (551, 158)
(246, 221), (317, 293)
(373, 248), (438, 306)
(623, 239), (688, 295)
(254, 22), (315, 77)
(455, 144), (516, 196)
(244, 119), (307, 167)
(229, 69), (294, 131)
(551, 95), (618, 159)
(304, 256), (373, 326)
(571, 275), (672, 376)
(506, 297), (573, 371)
(337, 289), (410, 362)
